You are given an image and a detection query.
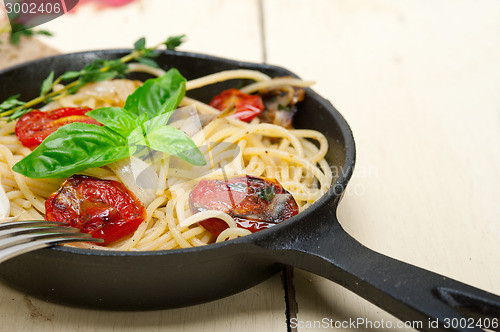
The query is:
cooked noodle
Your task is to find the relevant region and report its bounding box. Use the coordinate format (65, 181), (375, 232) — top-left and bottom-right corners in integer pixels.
(0, 69), (332, 251)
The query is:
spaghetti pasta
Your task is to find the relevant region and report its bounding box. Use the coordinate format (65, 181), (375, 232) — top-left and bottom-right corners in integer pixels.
(0, 69), (332, 251)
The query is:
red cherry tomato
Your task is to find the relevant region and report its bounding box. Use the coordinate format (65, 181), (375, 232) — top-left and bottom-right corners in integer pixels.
(15, 107), (101, 149)
(45, 175), (146, 245)
(189, 175), (299, 237)
(209, 88), (264, 122)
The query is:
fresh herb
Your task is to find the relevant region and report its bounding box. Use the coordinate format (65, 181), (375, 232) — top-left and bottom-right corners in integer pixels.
(9, 26), (53, 45)
(12, 68), (206, 179)
(0, 19), (53, 46)
(0, 35), (186, 120)
(258, 186), (276, 202)
(40, 71), (55, 98)
(0, 95), (26, 112)
(165, 35), (185, 50)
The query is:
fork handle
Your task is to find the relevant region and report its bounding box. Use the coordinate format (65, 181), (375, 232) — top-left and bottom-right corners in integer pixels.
(260, 215), (500, 332)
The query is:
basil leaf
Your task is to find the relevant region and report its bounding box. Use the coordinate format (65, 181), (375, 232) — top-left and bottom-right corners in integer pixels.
(127, 125), (148, 149)
(157, 84), (185, 117)
(143, 126), (206, 166)
(86, 107), (138, 138)
(143, 85), (185, 132)
(124, 68), (186, 119)
(40, 71), (54, 97)
(12, 123), (129, 179)
(12, 68), (206, 179)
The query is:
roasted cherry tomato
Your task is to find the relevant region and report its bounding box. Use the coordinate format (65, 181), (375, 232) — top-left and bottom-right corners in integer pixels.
(209, 88), (264, 122)
(15, 107), (101, 149)
(45, 175), (146, 245)
(189, 175), (299, 237)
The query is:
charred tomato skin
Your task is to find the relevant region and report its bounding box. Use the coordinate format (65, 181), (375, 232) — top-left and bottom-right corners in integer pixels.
(45, 175), (146, 245)
(15, 107), (101, 149)
(209, 88), (264, 122)
(189, 175), (299, 237)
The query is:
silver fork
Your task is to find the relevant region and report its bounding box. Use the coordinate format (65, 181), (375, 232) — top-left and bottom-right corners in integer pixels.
(0, 220), (104, 264)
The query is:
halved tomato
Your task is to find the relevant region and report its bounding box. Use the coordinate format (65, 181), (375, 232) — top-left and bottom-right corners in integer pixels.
(15, 107), (101, 149)
(209, 88), (264, 122)
(45, 175), (146, 245)
(189, 175), (299, 237)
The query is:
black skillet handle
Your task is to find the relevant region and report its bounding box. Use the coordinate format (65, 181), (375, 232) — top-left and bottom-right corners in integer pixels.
(258, 213), (500, 332)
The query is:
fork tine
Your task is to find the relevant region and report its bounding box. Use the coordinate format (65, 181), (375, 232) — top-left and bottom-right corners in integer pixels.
(0, 230), (94, 250)
(0, 220), (104, 264)
(0, 235), (100, 264)
(0, 225), (83, 239)
(0, 220), (66, 231)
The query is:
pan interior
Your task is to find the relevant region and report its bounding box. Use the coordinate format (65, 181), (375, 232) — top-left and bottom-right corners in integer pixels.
(0, 51), (355, 309)
(0, 50), (353, 190)
(0, 50), (354, 254)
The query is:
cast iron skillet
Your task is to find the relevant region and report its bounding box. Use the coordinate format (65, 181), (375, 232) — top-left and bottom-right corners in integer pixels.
(0, 51), (499, 331)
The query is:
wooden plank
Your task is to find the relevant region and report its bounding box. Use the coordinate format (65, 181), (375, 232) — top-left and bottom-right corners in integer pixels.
(0, 273), (286, 332)
(0, 1), (290, 331)
(264, 0), (500, 330)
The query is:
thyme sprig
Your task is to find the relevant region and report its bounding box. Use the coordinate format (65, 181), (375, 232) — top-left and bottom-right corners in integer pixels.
(0, 20), (53, 46)
(0, 35), (186, 121)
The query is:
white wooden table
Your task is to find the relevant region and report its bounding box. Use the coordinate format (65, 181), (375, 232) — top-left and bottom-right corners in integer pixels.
(1, 1), (499, 331)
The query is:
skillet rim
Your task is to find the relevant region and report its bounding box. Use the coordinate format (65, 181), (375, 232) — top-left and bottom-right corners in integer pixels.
(0, 49), (356, 257)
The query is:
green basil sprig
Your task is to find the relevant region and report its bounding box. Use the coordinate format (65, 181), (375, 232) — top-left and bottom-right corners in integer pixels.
(12, 68), (206, 179)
